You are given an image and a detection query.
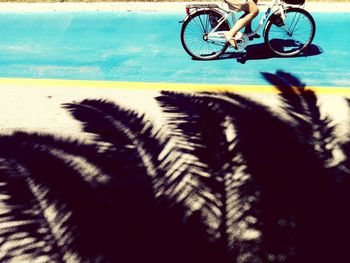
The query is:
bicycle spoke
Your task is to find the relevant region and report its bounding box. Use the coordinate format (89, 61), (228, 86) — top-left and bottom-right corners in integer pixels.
(193, 16), (206, 34)
(266, 8), (315, 56)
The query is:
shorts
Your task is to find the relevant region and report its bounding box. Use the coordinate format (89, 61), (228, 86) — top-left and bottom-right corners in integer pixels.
(225, 0), (252, 12)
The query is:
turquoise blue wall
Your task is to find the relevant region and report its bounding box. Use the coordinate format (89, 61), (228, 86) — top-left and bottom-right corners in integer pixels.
(0, 11), (348, 86)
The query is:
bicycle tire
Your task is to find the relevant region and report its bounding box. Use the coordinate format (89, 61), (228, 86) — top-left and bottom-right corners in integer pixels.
(264, 8), (316, 57)
(181, 9), (230, 60)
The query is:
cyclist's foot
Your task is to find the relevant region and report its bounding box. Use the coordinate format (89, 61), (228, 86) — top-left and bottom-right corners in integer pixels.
(224, 32), (237, 50)
(248, 33), (261, 40)
(244, 31), (261, 41)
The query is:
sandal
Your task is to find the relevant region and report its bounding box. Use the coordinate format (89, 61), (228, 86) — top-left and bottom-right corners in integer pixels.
(248, 33), (261, 41)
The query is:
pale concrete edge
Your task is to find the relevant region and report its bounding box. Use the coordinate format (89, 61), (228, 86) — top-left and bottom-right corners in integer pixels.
(0, 2), (349, 12)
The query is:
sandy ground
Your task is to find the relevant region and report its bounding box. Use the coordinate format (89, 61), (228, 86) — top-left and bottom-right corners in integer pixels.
(0, 80), (349, 141)
(0, 1), (349, 12)
(0, 81), (162, 139)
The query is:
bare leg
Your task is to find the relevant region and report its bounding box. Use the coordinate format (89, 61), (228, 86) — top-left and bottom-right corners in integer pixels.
(224, 1), (259, 49)
(242, 0), (258, 33)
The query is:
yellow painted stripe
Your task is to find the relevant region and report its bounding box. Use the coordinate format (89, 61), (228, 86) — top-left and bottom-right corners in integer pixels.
(0, 78), (349, 95)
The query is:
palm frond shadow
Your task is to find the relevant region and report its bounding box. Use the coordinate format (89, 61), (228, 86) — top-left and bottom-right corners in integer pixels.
(0, 103), (221, 263)
(0, 71), (349, 263)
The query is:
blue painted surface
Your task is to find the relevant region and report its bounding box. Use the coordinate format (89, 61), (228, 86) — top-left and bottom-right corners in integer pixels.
(0, 11), (349, 86)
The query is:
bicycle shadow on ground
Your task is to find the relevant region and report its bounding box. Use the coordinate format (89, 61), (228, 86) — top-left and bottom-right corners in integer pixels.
(219, 43), (323, 64)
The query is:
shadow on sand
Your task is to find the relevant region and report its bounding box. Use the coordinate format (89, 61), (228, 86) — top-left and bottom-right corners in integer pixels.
(1, 70), (350, 263)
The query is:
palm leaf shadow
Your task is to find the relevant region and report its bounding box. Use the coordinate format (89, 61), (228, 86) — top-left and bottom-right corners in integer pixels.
(61, 99), (224, 262)
(224, 71), (346, 262)
(0, 132), (148, 262)
(157, 71), (346, 263)
(1, 71), (350, 263)
(157, 90), (302, 262)
(0, 102), (221, 263)
(156, 91), (251, 262)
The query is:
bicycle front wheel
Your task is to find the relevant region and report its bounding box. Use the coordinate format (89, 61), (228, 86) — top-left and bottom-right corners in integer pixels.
(264, 8), (316, 57)
(181, 9), (230, 60)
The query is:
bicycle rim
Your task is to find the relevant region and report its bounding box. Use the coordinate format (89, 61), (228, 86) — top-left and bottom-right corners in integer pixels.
(181, 10), (229, 60)
(265, 8), (315, 57)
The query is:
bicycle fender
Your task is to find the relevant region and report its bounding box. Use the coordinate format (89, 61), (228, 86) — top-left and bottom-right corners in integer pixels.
(181, 8), (222, 24)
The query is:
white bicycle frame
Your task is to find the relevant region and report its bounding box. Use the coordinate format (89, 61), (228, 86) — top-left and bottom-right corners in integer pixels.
(207, 0), (301, 42)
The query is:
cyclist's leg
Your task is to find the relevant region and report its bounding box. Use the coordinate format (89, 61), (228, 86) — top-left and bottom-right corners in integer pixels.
(242, 0), (258, 34)
(224, 0), (259, 49)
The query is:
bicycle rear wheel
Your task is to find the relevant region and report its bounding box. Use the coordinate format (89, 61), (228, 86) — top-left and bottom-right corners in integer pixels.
(264, 8), (316, 57)
(181, 9), (230, 60)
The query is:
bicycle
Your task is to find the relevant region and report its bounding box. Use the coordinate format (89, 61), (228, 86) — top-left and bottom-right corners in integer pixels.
(180, 0), (316, 60)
